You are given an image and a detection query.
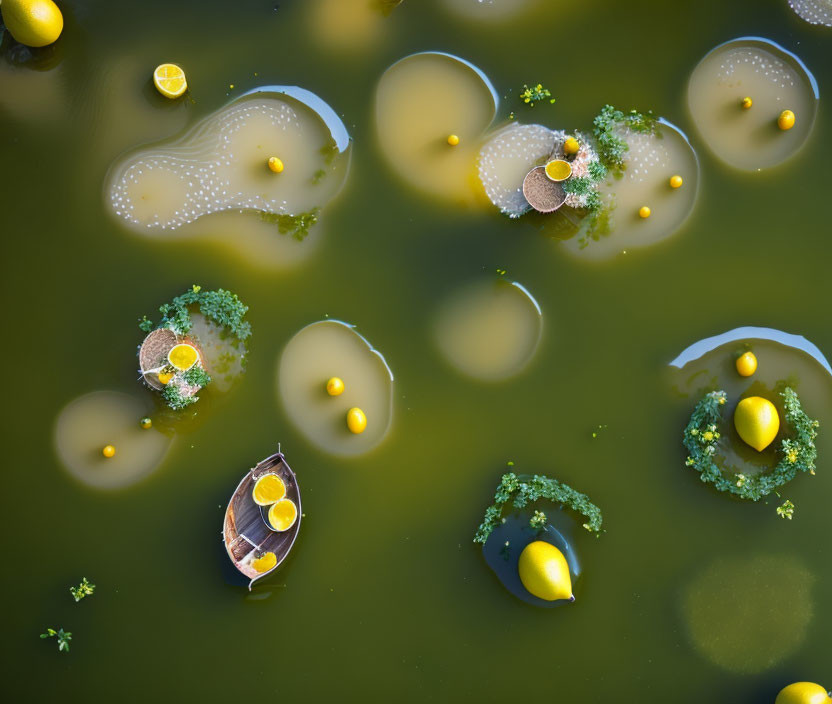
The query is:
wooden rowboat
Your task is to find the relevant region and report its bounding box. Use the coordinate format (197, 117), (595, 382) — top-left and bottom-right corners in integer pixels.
(222, 451), (302, 590)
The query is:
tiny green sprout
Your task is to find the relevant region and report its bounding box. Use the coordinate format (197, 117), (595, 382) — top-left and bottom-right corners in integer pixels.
(69, 578), (96, 603)
(40, 628), (72, 653)
(495, 268), (506, 276)
(530, 510), (547, 531)
(776, 499), (795, 520)
(519, 83), (556, 107)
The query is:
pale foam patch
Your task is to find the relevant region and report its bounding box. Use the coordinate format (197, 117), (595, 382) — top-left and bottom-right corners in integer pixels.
(477, 123), (555, 218)
(687, 38), (818, 171)
(789, 0), (832, 26)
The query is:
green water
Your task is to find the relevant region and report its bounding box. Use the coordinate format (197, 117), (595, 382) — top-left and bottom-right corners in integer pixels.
(2, 0), (831, 700)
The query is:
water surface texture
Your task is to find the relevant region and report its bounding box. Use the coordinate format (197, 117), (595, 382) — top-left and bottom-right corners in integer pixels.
(1, 0), (830, 701)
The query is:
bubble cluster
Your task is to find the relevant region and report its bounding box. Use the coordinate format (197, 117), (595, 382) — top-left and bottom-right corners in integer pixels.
(477, 123), (554, 217)
(716, 48), (797, 90)
(788, 0), (832, 26)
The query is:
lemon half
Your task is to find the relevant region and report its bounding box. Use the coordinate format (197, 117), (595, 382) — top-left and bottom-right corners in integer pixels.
(252, 473), (286, 506)
(268, 498), (298, 532)
(153, 63), (188, 99)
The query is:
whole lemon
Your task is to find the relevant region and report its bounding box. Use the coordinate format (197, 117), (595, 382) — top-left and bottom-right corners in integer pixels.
(735, 351), (758, 377)
(517, 540), (573, 602)
(734, 396), (779, 452)
(775, 682), (831, 704)
(1, 0), (63, 47)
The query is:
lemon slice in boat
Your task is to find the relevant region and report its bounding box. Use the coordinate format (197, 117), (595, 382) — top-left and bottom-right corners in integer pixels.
(544, 159), (572, 182)
(251, 552), (278, 573)
(168, 343), (199, 371)
(268, 498), (298, 532)
(252, 474), (286, 506)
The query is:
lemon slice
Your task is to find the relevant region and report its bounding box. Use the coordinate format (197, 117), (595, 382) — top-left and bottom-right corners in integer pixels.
(252, 473), (286, 506)
(153, 63), (188, 99)
(544, 159), (572, 182)
(168, 343), (199, 371)
(268, 498), (298, 532)
(251, 551), (277, 573)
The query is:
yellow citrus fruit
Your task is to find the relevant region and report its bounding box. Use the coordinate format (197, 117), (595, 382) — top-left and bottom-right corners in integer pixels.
(639, 206), (651, 218)
(669, 175), (683, 189)
(735, 351), (758, 377)
(741, 96), (753, 109)
(544, 159), (572, 182)
(563, 137), (579, 156)
(268, 156), (284, 173)
(775, 682), (832, 704)
(517, 541), (573, 602)
(168, 343), (199, 371)
(326, 377), (345, 396)
(1, 0), (63, 47)
(778, 109), (796, 131)
(268, 498), (298, 532)
(346, 407), (367, 434)
(157, 370), (174, 385)
(252, 473), (286, 506)
(102, 444), (116, 458)
(153, 63), (188, 99)
(251, 552), (278, 573)
(734, 396), (780, 452)
(447, 134), (460, 146)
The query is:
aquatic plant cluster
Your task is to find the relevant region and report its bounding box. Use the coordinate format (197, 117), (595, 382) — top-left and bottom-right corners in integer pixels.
(473, 472), (604, 544)
(138, 285), (250, 410)
(683, 388), (819, 501)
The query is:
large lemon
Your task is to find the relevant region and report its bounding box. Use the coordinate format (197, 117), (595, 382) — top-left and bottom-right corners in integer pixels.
(734, 396), (780, 452)
(1, 0), (63, 47)
(517, 540), (573, 602)
(775, 682), (831, 704)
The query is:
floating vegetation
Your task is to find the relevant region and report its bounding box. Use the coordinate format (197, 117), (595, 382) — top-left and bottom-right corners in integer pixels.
(40, 628), (71, 653)
(260, 208), (320, 241)
(69, 578), (96, 603)
(474, 472), (604, 543)
(54, 391), (172, 490)
(138, 286), (250, 409)
(375, 52), (498, 204)
(434, 278), (542, 381)
(518, 83), (555, 107)
(788, 0), (832, 26)
(683, 388), (818, 501)
(683, 553), (814, 674)
(277, 321), (394, 456)
(107, 87), (350, 266)
(687, 38), (818, 171)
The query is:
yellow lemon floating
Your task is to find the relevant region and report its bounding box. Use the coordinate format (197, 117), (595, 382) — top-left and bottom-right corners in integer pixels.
(669, 175), (683, 189)
(544, 159), (572, 182)
(252, 473), (286, 506)
(562, 137), (579, 156)
(326, 376), (345, 396)
(267, 156), (284, 173)
(517, 541), (573, 602)
(0, 0), (63, 47)
(153, 63), (188, 99)
(157, 370), (174, 385)
(735, 351), (758, 377)
(268, 498), (298, 532)
(140, 417), (153, 430)
(102, 444), (116, 459)
(778, 109), (796, 131)
(741, 96), (753, 109)
(251, 552), (278, 573)
(446, 134), (460, 146)
(775, 683), (832, 704)
(639, 205), (651, 218)
(346, 407), (367, 434)
(168, 343), (199, 371)
(734, 396), (780, 452)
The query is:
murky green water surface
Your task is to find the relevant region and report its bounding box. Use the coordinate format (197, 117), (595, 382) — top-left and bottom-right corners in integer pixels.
(1, 0), (830, 700)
